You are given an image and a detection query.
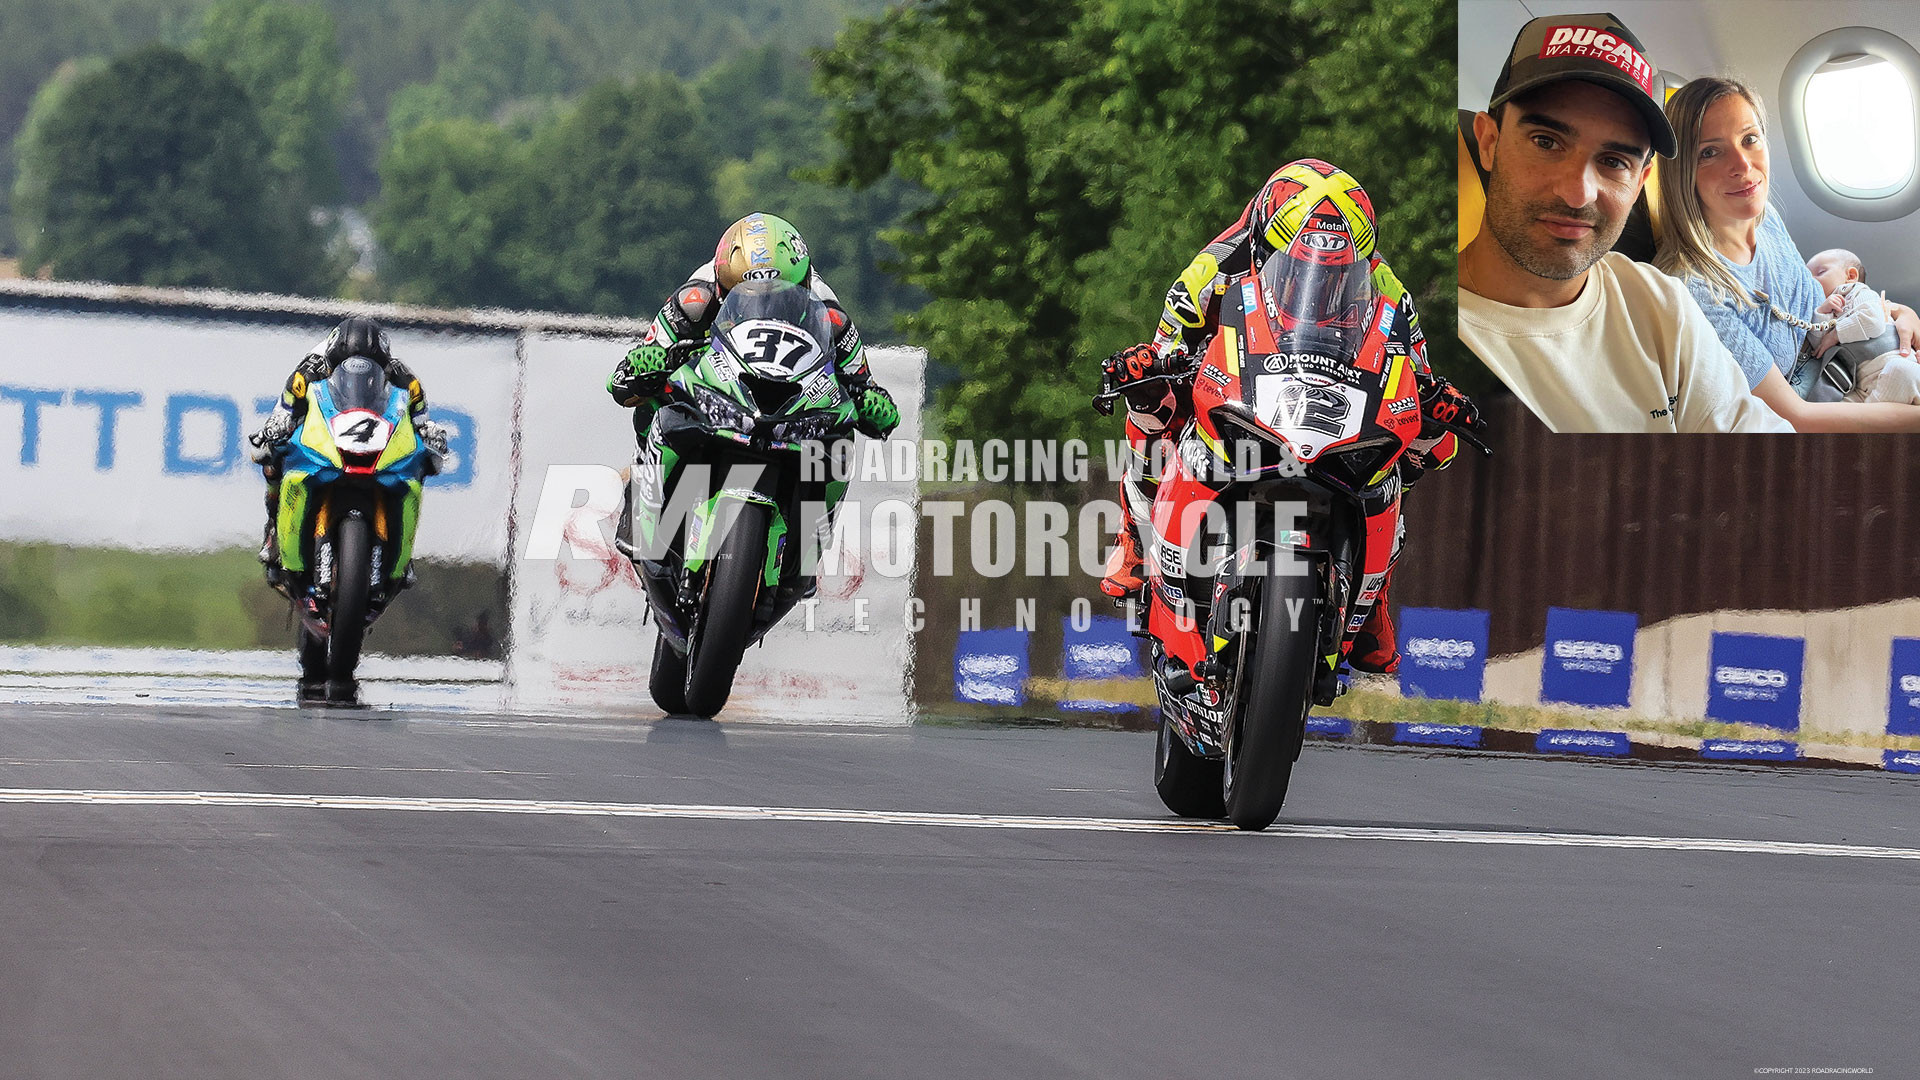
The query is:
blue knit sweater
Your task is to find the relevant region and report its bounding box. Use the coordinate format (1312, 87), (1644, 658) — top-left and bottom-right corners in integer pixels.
(1681, 207), (1824, 396)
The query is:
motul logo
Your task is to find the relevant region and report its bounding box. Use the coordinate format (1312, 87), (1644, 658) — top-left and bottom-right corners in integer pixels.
(1715, 666), (1788, 688)
(1541, 26), (1653, 94)
(1553, 640), (1624, 662)
(1408, 637), (1476, 661)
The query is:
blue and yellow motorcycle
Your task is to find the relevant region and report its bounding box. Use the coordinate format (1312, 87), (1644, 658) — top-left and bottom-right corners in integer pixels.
(274, 357), (434, 704)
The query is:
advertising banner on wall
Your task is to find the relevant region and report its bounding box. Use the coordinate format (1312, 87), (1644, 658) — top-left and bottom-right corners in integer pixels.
(1399, 607), (1490, 702)
(1705, 631), (1804, 731)
(1888, 637), (1920, 738)
(1540, 606), (1637, 708)
(955, 627), (1031, 707)
(1057, 615), (1140, 712)
(0, 304), (516, 564)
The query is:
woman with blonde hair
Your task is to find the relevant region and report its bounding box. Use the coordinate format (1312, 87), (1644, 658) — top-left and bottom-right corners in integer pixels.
(1654, 75), (1920, 430)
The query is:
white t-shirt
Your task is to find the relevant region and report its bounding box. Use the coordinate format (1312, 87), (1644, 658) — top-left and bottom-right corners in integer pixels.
(1457, 253), (1791, 433)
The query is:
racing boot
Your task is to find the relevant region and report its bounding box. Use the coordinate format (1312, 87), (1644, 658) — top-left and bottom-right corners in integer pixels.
(259, 485), (288, 591)
(1348, 584), (1400, 674)
(1100, 521), (1149, 602)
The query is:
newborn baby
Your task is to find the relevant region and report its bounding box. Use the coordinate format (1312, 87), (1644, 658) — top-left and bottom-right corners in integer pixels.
(1805, 248), (1920, 404)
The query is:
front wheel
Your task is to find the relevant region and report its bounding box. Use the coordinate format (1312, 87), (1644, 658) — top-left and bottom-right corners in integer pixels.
(1154, 711), (1225, 819)
(681, 500), (769, 718)
(649, 634), (690, 715)
(1222, 569), (1319, 831)
(327, 513), (372, 704)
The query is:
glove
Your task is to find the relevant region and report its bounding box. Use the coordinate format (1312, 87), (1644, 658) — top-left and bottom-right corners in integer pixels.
(1097, 343), (1186, 413)
(855, 385), (900, 440)
(607, 343), (676, 406)
(247, 410), (295, 465)
(1417, 373), (1480, 436)
(416, 419), (450, 474)
(417, 419), (450, 455)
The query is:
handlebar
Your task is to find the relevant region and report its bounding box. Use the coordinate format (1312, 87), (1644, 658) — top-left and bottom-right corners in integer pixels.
(1091, 353), (1200, 416)
(1439, 419), (1493, 456)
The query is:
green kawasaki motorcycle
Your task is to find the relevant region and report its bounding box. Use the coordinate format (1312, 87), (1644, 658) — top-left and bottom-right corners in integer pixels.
(620, 280), (861, 718)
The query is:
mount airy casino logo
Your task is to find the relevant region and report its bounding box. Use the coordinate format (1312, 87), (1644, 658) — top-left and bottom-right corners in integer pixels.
(1539, 26), (1654, 95)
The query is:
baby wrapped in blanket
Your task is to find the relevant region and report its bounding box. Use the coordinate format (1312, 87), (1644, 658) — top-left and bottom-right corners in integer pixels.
(1805, 249), (1920, 404)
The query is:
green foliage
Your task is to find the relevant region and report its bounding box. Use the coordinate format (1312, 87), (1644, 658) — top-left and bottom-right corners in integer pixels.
(194, 0), (351, 204)
(820, 0), (1458, 442)
(14, 44), (334, 291)
(384, 0), (572, 137)
(698, 44), (924, 331)
(0, 0), (208, 254)
(375, 73), (723, 315)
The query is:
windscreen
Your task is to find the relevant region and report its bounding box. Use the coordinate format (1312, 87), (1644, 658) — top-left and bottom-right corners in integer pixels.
(327, 356), (393, 413)
(713, 280), (836, 379)
(1259, 254), (1377, 360)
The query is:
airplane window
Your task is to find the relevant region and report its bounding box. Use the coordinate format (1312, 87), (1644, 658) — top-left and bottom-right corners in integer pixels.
(1804, 56), (1915, 195)
(1782, 28), (1920, 221)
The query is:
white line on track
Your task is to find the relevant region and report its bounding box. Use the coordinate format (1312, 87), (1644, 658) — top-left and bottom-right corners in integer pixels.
(0, 786), (1917, 860)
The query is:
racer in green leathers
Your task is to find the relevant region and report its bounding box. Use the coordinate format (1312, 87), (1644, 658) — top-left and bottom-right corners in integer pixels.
(607, 213), (900, 442)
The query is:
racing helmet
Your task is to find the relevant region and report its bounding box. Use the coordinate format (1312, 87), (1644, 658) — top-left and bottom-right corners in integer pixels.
(1251, 160), (1379, 355)
(323, 315), (392, 364)
(1249, 158), (1377, 271)
(713, 213), (812, 294)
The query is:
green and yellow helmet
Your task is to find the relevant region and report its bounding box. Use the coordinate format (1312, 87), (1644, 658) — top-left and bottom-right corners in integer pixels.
(713, 212), (811, 293)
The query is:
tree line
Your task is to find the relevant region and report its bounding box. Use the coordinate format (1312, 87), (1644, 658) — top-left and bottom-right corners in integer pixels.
(7, 0), (1458, 440)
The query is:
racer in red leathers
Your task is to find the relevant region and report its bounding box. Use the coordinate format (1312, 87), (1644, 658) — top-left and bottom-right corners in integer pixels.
(1097, 159), (1482, 673)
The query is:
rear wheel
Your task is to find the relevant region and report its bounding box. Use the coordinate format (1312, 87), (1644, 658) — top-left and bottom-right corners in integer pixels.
(649, 634), (690, 715)
(1222, 570), (1319, 831)
(1154, 709), (1225, 818)
(327, 514), (372, 704)
(682, 500), (769, 718)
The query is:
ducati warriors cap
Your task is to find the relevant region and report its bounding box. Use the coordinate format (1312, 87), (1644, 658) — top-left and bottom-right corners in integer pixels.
(1489, 12), (1677, 158)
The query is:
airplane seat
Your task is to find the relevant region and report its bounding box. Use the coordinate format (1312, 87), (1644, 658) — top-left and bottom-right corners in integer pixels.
(1456, 107), (1658, 262)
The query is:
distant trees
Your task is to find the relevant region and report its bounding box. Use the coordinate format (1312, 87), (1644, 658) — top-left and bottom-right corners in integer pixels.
(193, 0), (353, 205)
(12, 45), (331, 291)
(375, 74), (723, 314)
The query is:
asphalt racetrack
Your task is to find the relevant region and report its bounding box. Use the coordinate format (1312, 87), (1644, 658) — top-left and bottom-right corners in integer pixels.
(0, 703), (1914, 1079)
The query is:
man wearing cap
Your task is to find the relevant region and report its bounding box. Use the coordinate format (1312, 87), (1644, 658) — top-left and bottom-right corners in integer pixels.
(1457, 12), (1792, 432)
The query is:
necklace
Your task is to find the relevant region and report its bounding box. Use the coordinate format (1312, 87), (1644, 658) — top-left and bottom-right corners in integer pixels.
(1752, 289), (1837, 334)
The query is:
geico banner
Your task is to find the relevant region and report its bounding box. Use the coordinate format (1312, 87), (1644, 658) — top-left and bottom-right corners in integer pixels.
(1705, 631), (1804, 731)
(0, 306), (515, 563)
(505, 335), (921, 721)
(1398, 607), (1490, 703)
(1888, 637), (1920, 737)
(1540, 606), (1636, 709)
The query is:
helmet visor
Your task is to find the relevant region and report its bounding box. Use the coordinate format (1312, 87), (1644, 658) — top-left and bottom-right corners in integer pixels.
(326, 356), (392, 413)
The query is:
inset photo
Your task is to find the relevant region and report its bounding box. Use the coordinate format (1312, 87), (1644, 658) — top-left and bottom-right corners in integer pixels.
(1458, 2), (1920, 432)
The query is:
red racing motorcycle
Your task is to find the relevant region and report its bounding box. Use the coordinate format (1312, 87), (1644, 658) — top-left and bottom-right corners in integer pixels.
(1097, 256), (1486, 830)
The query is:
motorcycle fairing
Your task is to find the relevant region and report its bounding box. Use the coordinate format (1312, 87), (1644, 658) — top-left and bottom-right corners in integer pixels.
(275, 380), (424, 577)
(684, 486), (788, 589)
